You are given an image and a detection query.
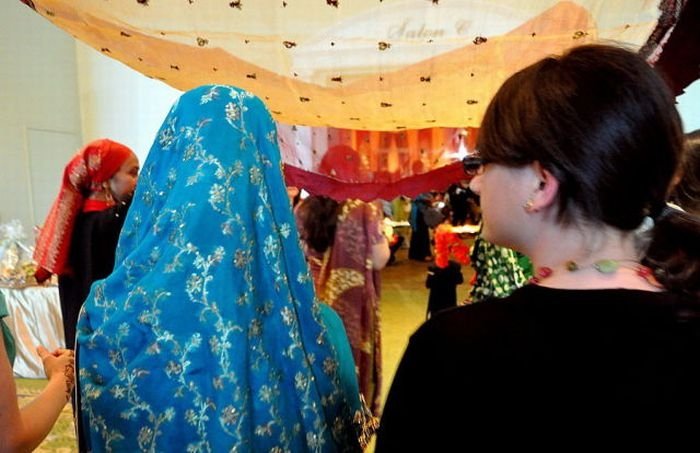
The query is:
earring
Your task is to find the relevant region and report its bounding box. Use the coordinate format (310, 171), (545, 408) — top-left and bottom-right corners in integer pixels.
(523, 199), (535, 212)
(103, 182), (115, 205)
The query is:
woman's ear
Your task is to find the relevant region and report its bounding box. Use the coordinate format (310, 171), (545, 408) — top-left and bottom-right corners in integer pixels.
(530, 161), (559, 211)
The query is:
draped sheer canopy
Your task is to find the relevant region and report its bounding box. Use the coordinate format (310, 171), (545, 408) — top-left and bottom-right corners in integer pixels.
(20, 0), (697, 199)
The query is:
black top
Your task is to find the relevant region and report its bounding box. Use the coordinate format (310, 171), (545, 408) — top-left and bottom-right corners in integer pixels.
(376, 285), (700, 450)
(58, 200), (130, 348)
(425, 261), (463, 316)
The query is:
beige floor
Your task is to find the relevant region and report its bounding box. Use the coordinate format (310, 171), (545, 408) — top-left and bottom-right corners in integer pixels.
(378, 248), (474, 407)
(20, 247), (475, 451)
(367, 249), (473, 451)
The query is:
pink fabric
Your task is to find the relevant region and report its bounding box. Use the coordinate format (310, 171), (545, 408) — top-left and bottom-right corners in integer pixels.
(297, 199), (385, 415)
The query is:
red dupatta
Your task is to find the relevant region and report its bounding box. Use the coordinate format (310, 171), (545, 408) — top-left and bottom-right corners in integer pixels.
(33, 139), (134, 275)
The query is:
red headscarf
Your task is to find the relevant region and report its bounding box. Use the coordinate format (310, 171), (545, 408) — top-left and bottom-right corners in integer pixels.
(318, 144), (369, 183)
(33, 139), (134, 275)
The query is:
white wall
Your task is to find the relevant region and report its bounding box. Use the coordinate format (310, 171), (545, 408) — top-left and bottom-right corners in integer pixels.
(76, 43), (181, 166)
(0, 1), (180, 231)
(0, 2), (82, 230)
(677, 80), (700, 133)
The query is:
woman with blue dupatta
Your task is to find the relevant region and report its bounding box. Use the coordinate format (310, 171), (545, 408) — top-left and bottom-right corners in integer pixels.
(76, 85), (375, 452)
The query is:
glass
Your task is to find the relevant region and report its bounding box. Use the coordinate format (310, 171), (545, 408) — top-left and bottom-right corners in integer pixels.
(462, 155), (485, 176)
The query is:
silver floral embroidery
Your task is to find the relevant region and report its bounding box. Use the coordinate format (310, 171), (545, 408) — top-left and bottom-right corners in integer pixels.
(279, 223), (291, 238)
(158, 116), (177, 150)
(225, 102), (240, 122)
(221, 406), (240, 426)
(200, 86), (219, 104)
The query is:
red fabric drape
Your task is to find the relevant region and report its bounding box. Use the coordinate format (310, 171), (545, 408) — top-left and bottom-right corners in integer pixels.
(284, 161), (467, 202)
(279, 126), (477, 201)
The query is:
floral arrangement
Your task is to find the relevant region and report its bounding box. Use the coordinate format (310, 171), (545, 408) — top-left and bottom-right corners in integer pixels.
(0, 220), (39, 288)
(434, 223), (470, 268)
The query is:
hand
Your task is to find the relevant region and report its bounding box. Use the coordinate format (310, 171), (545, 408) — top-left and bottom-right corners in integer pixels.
(37, 346), (75, 401)
(34, 267), (52, 284)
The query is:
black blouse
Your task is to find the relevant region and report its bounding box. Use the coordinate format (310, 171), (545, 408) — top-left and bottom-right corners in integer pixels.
(376, 285), (700, 450)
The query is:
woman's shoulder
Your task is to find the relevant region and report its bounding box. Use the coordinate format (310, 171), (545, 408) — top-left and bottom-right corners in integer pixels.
(412, 291), (527, 345)
(412, 285), (699, 346)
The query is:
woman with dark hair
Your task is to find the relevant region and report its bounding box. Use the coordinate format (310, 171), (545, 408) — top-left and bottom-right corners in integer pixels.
(296, 194), (389, 416)
(296, 144), (389, 417)
(376, 44), (700, 449)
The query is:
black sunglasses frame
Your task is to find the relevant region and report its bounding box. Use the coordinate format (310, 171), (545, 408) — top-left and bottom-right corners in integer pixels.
(462, 155), (484, 175)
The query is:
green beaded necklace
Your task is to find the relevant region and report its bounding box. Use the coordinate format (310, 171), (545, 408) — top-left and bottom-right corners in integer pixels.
(531, 259), (659, 287)
(566, 259), (638, 273)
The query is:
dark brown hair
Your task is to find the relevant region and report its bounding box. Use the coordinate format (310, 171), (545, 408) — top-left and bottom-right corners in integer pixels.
(477, 44), (684, 229)
(671, 130), (700, 214)
(477, 44), (700, 294)
(296, 195), (340, 253)
(643, 207), (700, 296)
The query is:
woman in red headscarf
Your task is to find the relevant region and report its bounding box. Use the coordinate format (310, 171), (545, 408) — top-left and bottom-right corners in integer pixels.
(33, 139), (139, 349)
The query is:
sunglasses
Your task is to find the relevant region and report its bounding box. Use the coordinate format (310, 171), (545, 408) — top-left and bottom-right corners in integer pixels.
(462, 155), (485, 176)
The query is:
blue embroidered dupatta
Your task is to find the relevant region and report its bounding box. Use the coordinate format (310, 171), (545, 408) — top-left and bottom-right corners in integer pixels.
(77, 85), (370, 452)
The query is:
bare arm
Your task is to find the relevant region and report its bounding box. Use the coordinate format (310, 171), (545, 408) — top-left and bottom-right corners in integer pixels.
(371, 223), (391, 270)
(0, 335), (74, 453)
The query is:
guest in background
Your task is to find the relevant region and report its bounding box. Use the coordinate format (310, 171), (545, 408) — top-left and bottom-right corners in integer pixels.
(0, 291), (74, 452)
(77, 85), (374, 451)
(445, 181), (471, 226)
(377, 45), (700, 450)
(391, 196), (412, 224)
(425, 221), (470, 316)
(380, 201), (405, 265)
(296, 143), (390, 416)
(467, 230), (531, 303)
(385, 223), (405, 266)
(408, 192), (434, 261)
(33, 139), (139, 349)
(296, 194), (390, 416)
(425, 259), (463, 317)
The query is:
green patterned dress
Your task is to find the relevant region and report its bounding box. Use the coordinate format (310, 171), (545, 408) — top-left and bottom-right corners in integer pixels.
(468, 232), (532, 303)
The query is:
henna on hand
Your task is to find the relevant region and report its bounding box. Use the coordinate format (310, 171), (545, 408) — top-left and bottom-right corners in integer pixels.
(63, 361), (75, 402)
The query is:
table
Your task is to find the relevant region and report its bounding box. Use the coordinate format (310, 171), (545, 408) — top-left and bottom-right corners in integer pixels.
(1, 286), (65, 378)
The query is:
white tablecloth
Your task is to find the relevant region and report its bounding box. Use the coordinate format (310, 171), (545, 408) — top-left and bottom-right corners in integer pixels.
(1, 286), (65, 378)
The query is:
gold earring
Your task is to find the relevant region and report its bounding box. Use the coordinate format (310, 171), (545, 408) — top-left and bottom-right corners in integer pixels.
(103, 182), (115, 205)
(523, 199), (534, 212)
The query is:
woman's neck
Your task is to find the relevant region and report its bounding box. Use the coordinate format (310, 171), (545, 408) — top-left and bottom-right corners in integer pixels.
(87, 189), (114, 203)
(525, 222), (660, 291)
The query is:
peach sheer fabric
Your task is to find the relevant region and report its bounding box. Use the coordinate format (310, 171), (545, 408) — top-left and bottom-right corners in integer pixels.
(22, 0), (660, 130)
